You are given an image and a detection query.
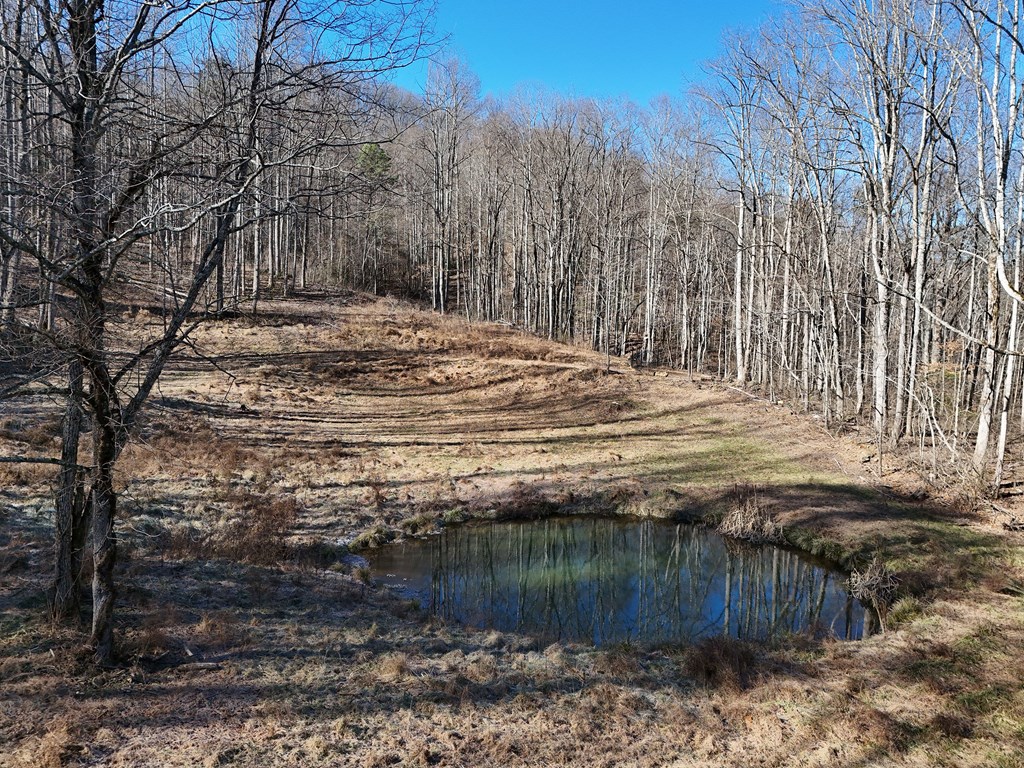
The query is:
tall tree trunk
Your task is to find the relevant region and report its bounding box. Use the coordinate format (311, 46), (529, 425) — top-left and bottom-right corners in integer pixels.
(88, 405), (118, 664)
(734, 190), (747, 384)
(52, 359), (85, 622)
(973, 258), (999, 472)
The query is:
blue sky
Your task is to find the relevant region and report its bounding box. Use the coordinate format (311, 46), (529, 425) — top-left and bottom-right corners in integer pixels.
(391, 0), (779, 104)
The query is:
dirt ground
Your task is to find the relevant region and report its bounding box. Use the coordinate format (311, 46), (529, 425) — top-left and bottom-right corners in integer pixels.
(2, 292), (1023, 767)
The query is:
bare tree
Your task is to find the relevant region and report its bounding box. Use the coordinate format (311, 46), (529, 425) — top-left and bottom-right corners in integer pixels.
(0, 0), (432, 663)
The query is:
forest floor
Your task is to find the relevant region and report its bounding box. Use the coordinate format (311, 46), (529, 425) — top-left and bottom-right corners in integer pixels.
(2, 291), (1024, 767)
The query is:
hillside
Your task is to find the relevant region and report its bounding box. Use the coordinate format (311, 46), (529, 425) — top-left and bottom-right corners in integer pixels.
(2, 293), (1023, 767)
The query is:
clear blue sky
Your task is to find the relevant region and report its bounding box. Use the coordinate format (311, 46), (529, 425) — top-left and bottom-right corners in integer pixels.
(391, 0), (779, 104)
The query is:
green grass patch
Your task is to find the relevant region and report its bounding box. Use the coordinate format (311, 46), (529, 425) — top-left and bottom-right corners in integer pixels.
(956, 684), (1012, 716)
(904, 655), (958, 681)
(866, 518), (1008, 591)
(637, 436), (806, 486)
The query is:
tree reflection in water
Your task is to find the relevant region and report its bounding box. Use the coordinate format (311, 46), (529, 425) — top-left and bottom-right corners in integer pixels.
(371, 518), (868, 645)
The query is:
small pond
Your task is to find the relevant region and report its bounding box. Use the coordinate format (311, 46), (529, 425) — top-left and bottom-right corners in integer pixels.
(370, 517), (871, 646)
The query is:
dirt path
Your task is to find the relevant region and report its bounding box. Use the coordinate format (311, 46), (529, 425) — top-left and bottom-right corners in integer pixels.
(2, 293), (1023, 767)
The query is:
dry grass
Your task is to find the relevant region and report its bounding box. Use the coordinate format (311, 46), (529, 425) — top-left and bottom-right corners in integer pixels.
(683, 635), (758, 691)
(715, 486), (785, 544)
(219, 494), (300, 564)
(2, 292), (1024, 768)
(11, 722), (84, 768)
(195, 609), (249, 649)
(374, 651), (411, 681)
(0, 414), (61, 449)
(160, 491), (301, 565)
(0, 459), (55, 486)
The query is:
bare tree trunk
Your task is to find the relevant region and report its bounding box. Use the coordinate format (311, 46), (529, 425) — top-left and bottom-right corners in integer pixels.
(734, 191), (747, 384)
(52, 359), (85, 622)
(88, 412), (118, 663)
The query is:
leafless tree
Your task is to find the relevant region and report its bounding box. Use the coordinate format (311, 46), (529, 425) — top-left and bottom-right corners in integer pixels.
(0, 0), (432, 663)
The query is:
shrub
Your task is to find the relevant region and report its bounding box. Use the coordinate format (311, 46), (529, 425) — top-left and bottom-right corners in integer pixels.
(164, 493), (301, 566)
(717, 489), (783, 544)
(216, 495), (299, 565)
(401, 513), (437, 535)
(848, 557), (899, 627)
(886, 596), (923, 629)
(350, 524), (394, 551)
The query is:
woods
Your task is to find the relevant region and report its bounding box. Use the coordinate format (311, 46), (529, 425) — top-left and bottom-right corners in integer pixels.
(41, 0), (1021, 496)
(0, 0), (432, 661)
(6, 3), (1024, 765)
(330, 0), (1024, 494)
(4, 0), (1024, 662)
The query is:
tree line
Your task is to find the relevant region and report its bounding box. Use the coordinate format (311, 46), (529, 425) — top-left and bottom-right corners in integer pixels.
(334, 0), (1024, 493)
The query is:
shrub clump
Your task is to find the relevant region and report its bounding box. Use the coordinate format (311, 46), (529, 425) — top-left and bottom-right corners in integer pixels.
(164, 493), (300, 566)
(717, 491), (784, 544)
(215, 495), (299, 565)
(848, 557), (899, 627)
(349, 524), (395, 551)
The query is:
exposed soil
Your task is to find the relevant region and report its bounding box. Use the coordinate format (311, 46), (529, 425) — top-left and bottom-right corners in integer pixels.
(2, 292), (1023, 767)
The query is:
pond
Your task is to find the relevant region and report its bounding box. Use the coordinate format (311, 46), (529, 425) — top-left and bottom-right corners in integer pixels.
(370, 517), (872, 646)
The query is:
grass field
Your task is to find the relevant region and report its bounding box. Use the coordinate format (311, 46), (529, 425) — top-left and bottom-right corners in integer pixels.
(2, 292), (1023, 767)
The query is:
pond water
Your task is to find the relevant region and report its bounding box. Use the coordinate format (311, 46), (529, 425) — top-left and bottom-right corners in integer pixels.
(370, 517), (871, 646)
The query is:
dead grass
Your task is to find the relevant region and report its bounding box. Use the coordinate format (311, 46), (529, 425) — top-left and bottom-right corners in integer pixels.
(2, 292), (1024, 768)
(128, 604), (182, 657)
(0, 459), (55, 486)
(0, 415), (61, 449)
(195, 609), (249, 649)
(374, 651), (411, 681)
(12, 722), (84, 768)
(715, 486), (785, 544)
(683, 635), (758, 691)
(162, 491), (301, 565)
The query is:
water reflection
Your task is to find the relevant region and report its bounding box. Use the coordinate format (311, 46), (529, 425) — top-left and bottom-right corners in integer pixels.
(371, 517), (869, 646)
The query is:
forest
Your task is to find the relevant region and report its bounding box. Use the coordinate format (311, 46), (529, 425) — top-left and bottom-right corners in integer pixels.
(3, 0), (1024, 766)
(5, 0), (1024, 490)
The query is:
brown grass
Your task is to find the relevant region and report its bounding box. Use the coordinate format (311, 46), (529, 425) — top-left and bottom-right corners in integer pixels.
(0, 460), (55, 486)
(683, 635), (758, 691)
(374, 651), (411, 681)
(195, 610), (249, 649)
(128, 604), (182, 657)
(2, 292), (1023, 768)
(162, 492), (301, 565)
(12, 722), (83, 768)
(716, 486), (784, 544)
(0, 415), (61, 449)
